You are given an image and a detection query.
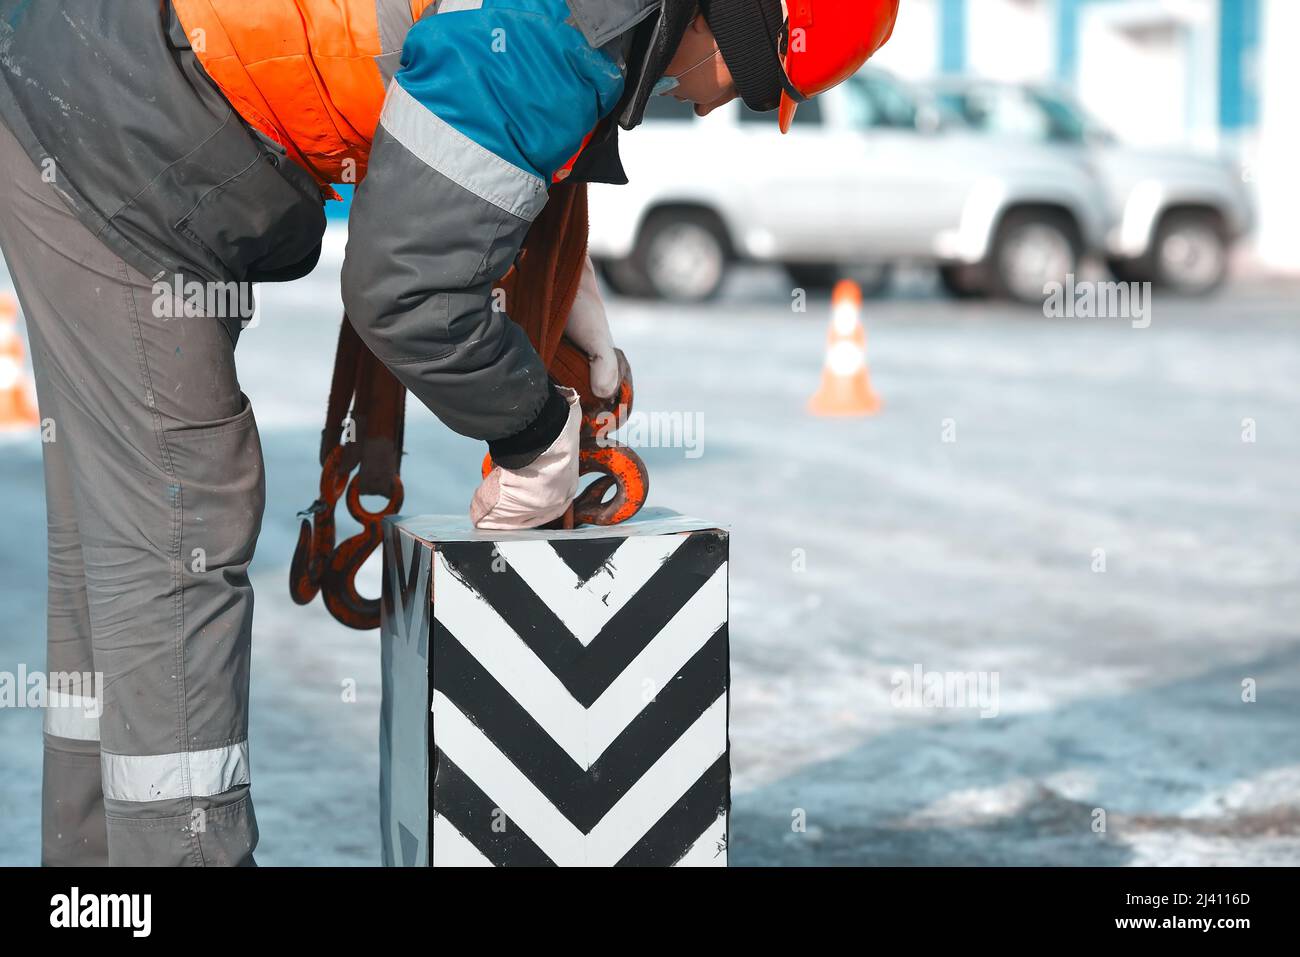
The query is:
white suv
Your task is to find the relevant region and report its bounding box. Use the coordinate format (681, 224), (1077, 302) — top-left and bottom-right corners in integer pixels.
(928, 78), (1256, 296)
(589, 68), (1110, 303)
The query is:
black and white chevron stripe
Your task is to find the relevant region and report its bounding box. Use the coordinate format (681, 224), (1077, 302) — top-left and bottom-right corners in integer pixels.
(429, 528), (729, 866)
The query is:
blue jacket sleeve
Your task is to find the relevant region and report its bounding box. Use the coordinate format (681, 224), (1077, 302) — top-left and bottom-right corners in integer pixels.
(341, 0), (625, 461)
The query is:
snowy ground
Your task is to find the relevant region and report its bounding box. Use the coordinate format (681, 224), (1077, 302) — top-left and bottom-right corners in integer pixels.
(2, 239), (1298, 866)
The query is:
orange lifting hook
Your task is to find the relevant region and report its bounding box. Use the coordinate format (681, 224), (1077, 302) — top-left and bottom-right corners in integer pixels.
(483, 347), (649, 527)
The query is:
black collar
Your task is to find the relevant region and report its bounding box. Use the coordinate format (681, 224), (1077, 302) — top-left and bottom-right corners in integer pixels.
(569, 0), (695, 185)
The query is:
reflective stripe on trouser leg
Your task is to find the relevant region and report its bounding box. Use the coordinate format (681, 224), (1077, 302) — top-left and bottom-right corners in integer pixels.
(101, 742), (250, 802)
(0, 122), (262, 866)
(44, 691), (102, 741)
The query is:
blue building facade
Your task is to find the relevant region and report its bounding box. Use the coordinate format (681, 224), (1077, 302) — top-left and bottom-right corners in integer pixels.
(933, 0), (1261, 144)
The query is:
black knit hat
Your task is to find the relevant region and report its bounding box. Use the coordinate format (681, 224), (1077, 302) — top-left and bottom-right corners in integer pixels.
(699, 0), (792, 112)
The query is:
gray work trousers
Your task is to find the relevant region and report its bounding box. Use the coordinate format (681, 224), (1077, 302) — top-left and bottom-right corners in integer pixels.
(0, 121), (262, 866)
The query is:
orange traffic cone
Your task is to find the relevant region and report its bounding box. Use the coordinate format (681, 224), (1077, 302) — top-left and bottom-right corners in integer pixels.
(807, 279), (882, 416)
(0, 291), (40, 430)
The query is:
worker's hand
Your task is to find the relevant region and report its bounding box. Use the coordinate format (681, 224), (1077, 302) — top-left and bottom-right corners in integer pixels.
(565, 255), (619, 399)
(471, 388), (581, 530)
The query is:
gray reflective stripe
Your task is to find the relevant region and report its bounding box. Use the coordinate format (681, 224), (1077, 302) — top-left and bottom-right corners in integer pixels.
(101, 741), (250, 803)
(379, 81), (548, 221)
(565, 0), (659, 48)
(437, 0), (484, 12)
(43, 692), (101, 742)
(375, 52), (402, 84)
(375, 0), (415, 83)
(377, 0), (415, 50)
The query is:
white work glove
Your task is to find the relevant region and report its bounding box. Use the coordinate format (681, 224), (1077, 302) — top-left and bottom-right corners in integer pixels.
(565, 255), (618, 399)
(471, 388), (581, 530)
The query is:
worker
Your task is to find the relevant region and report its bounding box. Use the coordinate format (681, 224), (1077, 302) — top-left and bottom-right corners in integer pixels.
(0, 0), (899, 866)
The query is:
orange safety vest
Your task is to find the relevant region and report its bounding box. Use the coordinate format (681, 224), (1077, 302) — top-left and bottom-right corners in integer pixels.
(170, 0), (435, 190)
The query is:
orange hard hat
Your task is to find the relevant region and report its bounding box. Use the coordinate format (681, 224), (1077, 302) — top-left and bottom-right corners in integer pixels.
(778, 0), (901, 133)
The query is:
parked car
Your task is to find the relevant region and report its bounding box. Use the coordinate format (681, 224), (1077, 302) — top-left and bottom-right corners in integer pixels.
(588, 68), (1110, 303)
(927, 77), (1255, 295)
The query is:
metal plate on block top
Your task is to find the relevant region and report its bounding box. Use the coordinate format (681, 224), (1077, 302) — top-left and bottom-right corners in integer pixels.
(389, 507), (725, 545)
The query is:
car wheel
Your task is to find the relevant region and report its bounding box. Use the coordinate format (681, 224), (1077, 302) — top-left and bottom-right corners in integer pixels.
(938, 264), (988, 300)
(593, 257), (653, 299)
(989, 209), (1081, 305)
(1152, 210), (1229, 295)
(632, 210), (729, 303)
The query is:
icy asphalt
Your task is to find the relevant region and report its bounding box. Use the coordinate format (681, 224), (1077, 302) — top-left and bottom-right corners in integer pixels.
(2, 239), (1298, 866)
